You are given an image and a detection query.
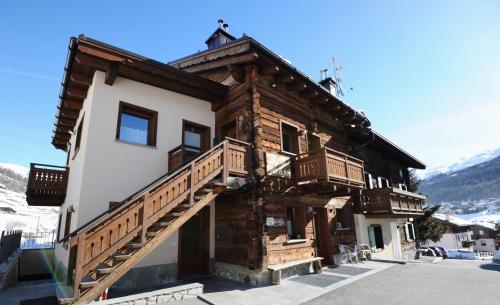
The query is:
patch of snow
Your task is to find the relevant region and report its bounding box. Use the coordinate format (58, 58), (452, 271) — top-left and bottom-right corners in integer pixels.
(0, 163), (29, 177)
(433, 213), (472, 226)
(419, 147), (500, 179)
(0, 188), (58, 232)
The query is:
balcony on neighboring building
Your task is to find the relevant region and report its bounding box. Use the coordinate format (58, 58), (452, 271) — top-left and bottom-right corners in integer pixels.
(295, 147), (365, 192)
(26, 163), (69, 206)
(362, 187), (425, 217)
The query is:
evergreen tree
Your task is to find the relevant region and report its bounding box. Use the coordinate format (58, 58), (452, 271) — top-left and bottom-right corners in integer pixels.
(407, 169), (422, 193)
(415, 204), (446, 248)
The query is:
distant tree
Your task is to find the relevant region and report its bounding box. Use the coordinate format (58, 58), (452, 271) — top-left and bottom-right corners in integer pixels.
(407, 169), (422, 193)
(415, 204), (446, 248)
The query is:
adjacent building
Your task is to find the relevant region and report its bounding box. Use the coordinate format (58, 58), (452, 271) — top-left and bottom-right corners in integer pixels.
(26, 23), (426, 304)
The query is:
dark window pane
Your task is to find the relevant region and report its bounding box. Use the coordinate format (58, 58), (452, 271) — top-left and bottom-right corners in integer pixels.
(119, 112), (149, 145)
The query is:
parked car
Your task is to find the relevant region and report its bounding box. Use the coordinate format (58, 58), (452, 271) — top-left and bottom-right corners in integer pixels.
(493, 250), (500, 265)
(448, 249), (476, 260)
(419, 247), (436, 256)
(429, 246), (443, 257)
(436, 246), (448, 259)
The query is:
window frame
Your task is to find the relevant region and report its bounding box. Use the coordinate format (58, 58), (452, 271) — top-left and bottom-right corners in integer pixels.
(116, 101), (158, 147)
(64, 209), (73, 237)
(307, 132), (321, 152)
(286, 205), (306, 241)
(73, 114), (84, 159)
(280, 119), (300, 155)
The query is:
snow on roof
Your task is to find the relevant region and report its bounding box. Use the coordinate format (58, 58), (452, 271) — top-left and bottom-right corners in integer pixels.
(0, 163), (29, 177)
(433, 213), (473, 227)
(471, 221), (497, 230)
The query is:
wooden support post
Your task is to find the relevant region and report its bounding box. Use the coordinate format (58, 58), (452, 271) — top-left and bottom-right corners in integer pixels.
(222, 141), (229, 185)
(189, 162), (196, 204)
(73, 236), (85, 299)
(140, 193), (149, 243)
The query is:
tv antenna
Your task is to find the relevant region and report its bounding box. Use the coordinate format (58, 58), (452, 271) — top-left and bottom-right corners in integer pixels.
(331, 57), (354, 97)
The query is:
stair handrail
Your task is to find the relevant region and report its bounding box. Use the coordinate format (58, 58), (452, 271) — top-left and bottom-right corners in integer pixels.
(59, 138), (250, 243)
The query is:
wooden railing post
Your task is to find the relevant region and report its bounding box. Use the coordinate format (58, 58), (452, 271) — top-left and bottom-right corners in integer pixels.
(344, 155), (350, 185)
(189, 162), (196, 204)
(140, 193), (149, 244)
(222, 141), (229, 185)
(73, 236), (85, 299)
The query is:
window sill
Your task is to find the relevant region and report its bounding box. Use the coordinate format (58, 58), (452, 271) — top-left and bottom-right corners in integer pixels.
(115, 139), (157, 149)
(279, 150), (297, 158)
(285, 239), (307, 245)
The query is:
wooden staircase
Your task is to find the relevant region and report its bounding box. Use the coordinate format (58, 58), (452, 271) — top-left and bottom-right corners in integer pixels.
(59, 139), (249, 304)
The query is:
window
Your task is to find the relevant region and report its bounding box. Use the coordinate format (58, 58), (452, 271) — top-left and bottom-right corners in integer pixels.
(286, 206), (305, 240)
(479, 230), (484, 236)
(73, 114), (84, 156)
(481, 241), (487, 247)
(404, 223), (415, 241)
(64, 209), (73, 237)
(281, 121), (299, 154)
(116, 102), (158, 146)
(221, 120), (237, 140)
(307, 133), (321, 152)
(368, 224), (384, 249)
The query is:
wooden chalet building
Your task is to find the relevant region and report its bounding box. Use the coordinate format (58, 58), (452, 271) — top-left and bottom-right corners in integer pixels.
(26, 22), (426, 304)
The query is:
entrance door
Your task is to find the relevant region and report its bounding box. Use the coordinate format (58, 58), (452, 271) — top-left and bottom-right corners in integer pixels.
(178, 207), (210, 277)
(368, 224), (384, 250)
(182, 120), (211, 163)
(314, 208), (332, 264)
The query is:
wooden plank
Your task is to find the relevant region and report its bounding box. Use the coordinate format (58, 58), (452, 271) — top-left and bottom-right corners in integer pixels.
(70, 73), (93, 86)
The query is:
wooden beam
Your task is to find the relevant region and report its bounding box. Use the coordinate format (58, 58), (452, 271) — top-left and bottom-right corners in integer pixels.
(274, 74), (294, 84)
(259, 64), (280, 75)
(183, 52), (259, 73)
(311, 96), (329, 105)
(62, 99), (83, 110)
(70, 73), (93, 86)
(57, 117), (77, 125)
(287, 81), (307, 92)
(300, 90), (319, 99)
(227, 64), (245, 83)
(66, 87), (87, 100)
(105, 61), (119, 86)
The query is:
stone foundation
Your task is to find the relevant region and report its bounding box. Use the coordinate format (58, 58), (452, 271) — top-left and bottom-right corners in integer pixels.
(93, 283), (203, 305)
(110, 263), (177, 296)
(214, 262), (271, 286)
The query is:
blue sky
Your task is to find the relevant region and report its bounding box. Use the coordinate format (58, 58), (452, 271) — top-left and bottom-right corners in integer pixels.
(0, 1), (499, 170)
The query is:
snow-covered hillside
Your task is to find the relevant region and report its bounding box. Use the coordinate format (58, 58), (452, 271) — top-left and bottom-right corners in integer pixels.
(0, 163), (58, 232)
(419, 147), (500, 179)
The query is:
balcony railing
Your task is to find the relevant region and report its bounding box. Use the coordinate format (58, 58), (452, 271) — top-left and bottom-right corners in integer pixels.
(26, 163), (69, 206)
(362, 187), (425, 216)
(168, 144), (201, 172)
(295, 147), (365, 188)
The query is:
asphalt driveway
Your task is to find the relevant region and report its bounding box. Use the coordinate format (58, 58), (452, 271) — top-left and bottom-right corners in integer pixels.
(302, 259), (500, 305)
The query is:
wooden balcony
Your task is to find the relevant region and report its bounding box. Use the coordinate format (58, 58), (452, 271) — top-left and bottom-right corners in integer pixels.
(295, 147), (365, 192)
(26, 163), (69, 206)
(168, 144), (202, 172)
(362, 187), (425, 217)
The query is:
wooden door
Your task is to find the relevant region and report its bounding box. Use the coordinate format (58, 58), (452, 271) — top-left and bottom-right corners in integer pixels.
(178, 207), (210, 277)
(314, 208), (332, 264)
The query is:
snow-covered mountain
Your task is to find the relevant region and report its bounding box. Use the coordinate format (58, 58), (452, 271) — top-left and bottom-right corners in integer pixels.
(0, 163), (58, 232)
(419, 147), (500, 179)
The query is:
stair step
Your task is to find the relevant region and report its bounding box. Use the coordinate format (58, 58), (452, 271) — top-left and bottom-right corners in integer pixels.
(194, 195), (204, 201)
(200, 188), (213, 193)
(146, 231), (159, 237)
(113, 253), (131, 261)
(56, 285), (74, 305)
(80, 276), (98, 289)
(153, 221), (170, 227)
(171, 212), (183, 217)
(97, 264), (115, 275)
(182, 203), (195, 208)
(127, 242), (144, 249)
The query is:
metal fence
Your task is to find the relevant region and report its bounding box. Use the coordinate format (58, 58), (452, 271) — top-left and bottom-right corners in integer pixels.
(20, 231), (56, 249)
(0, 230), (22, 263)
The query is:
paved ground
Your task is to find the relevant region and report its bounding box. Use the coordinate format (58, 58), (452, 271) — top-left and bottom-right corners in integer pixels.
(302, 260), (500, 305)
(195, 261), (393, 305)
(1, 279), (57, 305)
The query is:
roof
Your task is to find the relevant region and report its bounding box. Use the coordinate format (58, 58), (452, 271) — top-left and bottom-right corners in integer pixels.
(170, 35), (371, 127)
(170, 34), (427, 169)
(434, 213), (472, 227)
(471, 221), (497, 231)
(52, 35), (227, 151)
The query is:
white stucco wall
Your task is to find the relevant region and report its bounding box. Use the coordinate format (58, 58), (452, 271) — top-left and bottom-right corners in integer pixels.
(427, 231), (473, 250)
(56, 71), (216, 269)
(472, 238), (496, 252)
(354, 214), (397, 260)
